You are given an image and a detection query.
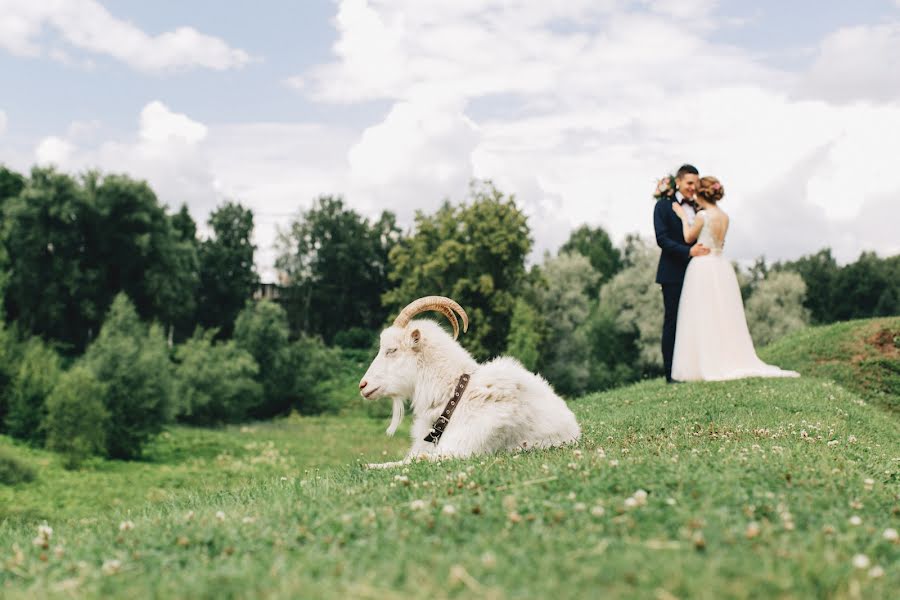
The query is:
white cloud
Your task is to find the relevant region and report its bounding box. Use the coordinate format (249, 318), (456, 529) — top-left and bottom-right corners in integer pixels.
(139, 101), (208, 144)
(801, 22), (900, 103)
(296, 0), (900, 266)
(31, 102), (359, 281)
(282, 75), (305, 91)
(35, 136), (75, 165)
(0, 0), (250, 72)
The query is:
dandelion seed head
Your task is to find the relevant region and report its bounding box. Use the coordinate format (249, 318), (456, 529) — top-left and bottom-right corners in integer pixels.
(852, 554), (870, 569)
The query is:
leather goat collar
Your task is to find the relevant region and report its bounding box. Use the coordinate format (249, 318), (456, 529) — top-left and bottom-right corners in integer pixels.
(424, 373), (470, 444)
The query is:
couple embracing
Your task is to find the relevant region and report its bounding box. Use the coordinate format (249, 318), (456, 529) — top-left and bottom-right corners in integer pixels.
(653, 164), (798, 383)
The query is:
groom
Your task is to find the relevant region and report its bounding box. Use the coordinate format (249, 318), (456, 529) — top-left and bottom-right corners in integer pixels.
(654, 164), (709, 383)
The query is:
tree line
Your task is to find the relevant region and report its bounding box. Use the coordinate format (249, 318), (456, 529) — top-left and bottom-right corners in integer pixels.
(1, 164), (897, 466)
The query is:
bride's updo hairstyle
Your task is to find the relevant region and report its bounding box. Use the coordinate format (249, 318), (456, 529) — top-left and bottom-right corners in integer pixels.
(697, 176), (725, 203)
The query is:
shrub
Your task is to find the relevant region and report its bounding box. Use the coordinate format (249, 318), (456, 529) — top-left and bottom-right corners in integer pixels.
(82, 294), (173, 459)
(333, 327), (377, 350)
(505, 298), (541, 372)
(173, 330), (262, 425)
(0, 321), (20, 432)
(0, 446), (36, 485)
(5, 338), (61, 446)
(287, 335), (344, 415)
(44, 366), (108, 469)
(234, 300), (293, 417)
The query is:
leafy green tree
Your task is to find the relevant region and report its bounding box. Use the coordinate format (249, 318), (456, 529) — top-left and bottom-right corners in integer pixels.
(597, 238), (663, 371)
(88, 173), (198, 340)
(171, 203), (198, 243)
(505, 298), (541, 371)
(2, 169), (199, 351)
(584, 302), (642, 391)
(197, 202), (258, 338)
(276, 196), (399, 342)
(2, 168), (101, 351)
(173, 330), (262, 425)
(44, 365), (109, 469)
(745, 271), (810, 347)
(832, 252), (899, 321)
(559, 224), (622, 295)
(83, 294), (173, 459)
(777, 249), (839, 324)
(384, 181), (532, 360)
(528, 252), (598, 396)
(4, 338), (62, 446)
(0, 165), (25, 209)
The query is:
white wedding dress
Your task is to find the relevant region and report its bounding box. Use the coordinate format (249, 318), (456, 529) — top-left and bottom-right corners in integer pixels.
(671, 210), (799, 382)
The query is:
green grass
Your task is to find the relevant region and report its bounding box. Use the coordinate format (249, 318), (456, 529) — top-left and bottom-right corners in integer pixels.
(2, 376), (898, 599)
(0, 415), (407, 523)
(759, 317), (900, 413)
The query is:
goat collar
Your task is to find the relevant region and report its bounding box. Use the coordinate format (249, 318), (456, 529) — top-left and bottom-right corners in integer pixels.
(424, 373), (470, 444)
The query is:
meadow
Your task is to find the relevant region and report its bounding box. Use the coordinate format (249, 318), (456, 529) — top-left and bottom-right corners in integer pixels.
(1, 319), (898, 599)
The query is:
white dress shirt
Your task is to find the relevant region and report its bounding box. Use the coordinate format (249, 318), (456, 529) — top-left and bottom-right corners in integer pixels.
(675, 191), (696, 226)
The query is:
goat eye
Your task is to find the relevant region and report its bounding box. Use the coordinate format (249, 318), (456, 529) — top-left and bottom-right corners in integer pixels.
(385, 348), (397, 355)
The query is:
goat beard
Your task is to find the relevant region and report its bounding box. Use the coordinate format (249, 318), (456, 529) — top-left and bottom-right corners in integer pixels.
(386, 397), (405, 437)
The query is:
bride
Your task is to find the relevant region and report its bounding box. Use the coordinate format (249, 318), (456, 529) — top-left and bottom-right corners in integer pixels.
(670, 176), (799, 382)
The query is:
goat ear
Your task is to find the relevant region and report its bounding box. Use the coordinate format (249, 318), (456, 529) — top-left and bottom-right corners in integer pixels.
(410, 328), (421, 347)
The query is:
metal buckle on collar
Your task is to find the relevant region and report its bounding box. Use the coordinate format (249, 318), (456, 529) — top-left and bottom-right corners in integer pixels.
(433, 415), (450, 432)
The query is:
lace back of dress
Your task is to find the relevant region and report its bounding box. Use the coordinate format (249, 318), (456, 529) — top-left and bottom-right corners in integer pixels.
(698, 210), (726, 254)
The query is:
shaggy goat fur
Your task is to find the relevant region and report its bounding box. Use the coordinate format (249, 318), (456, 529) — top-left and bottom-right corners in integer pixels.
(359, 319), (580, 468)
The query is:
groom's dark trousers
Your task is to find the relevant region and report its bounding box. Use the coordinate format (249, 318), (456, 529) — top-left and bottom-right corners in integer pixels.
(654, 198), (694, 383)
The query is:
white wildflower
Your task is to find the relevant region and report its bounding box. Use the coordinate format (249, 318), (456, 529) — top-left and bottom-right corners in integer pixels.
(852, 554), (870, 569)
(591, 505), (605, 517)
(883, 528), (898, 542)
(868, 566), (885, 579)
(573, 502), (587, 512)
(215, 511), (226, 521)
(102, 559), (122, 575)
(118, 521), (134, 532)
(410, 499), (427, 511)
(863, 478), (874, 491)
(849, 515), (862, 526)
(442, 504), (457, 516)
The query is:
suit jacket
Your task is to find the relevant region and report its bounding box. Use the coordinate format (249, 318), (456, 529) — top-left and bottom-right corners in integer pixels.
(654, 197), (694, 284)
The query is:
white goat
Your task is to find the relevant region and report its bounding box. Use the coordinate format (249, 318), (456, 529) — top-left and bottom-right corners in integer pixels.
(359, 296), (580, 468)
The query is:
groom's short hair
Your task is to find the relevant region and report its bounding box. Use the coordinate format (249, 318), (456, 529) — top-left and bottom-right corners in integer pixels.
(676, 164), (699, 178)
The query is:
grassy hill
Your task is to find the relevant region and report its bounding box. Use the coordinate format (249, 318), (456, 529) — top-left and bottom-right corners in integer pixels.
(2, 319), (899, 598)
(760, 316), (899, 413)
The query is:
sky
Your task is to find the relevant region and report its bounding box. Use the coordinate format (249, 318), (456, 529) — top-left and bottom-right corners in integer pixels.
(2, 0), (899, 281)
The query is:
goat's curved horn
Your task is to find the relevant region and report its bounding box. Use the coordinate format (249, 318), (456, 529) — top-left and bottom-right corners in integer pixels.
(392, 296), (469, 340)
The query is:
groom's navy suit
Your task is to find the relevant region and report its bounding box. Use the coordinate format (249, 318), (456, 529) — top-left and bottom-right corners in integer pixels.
(654, 195), (695, 382)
